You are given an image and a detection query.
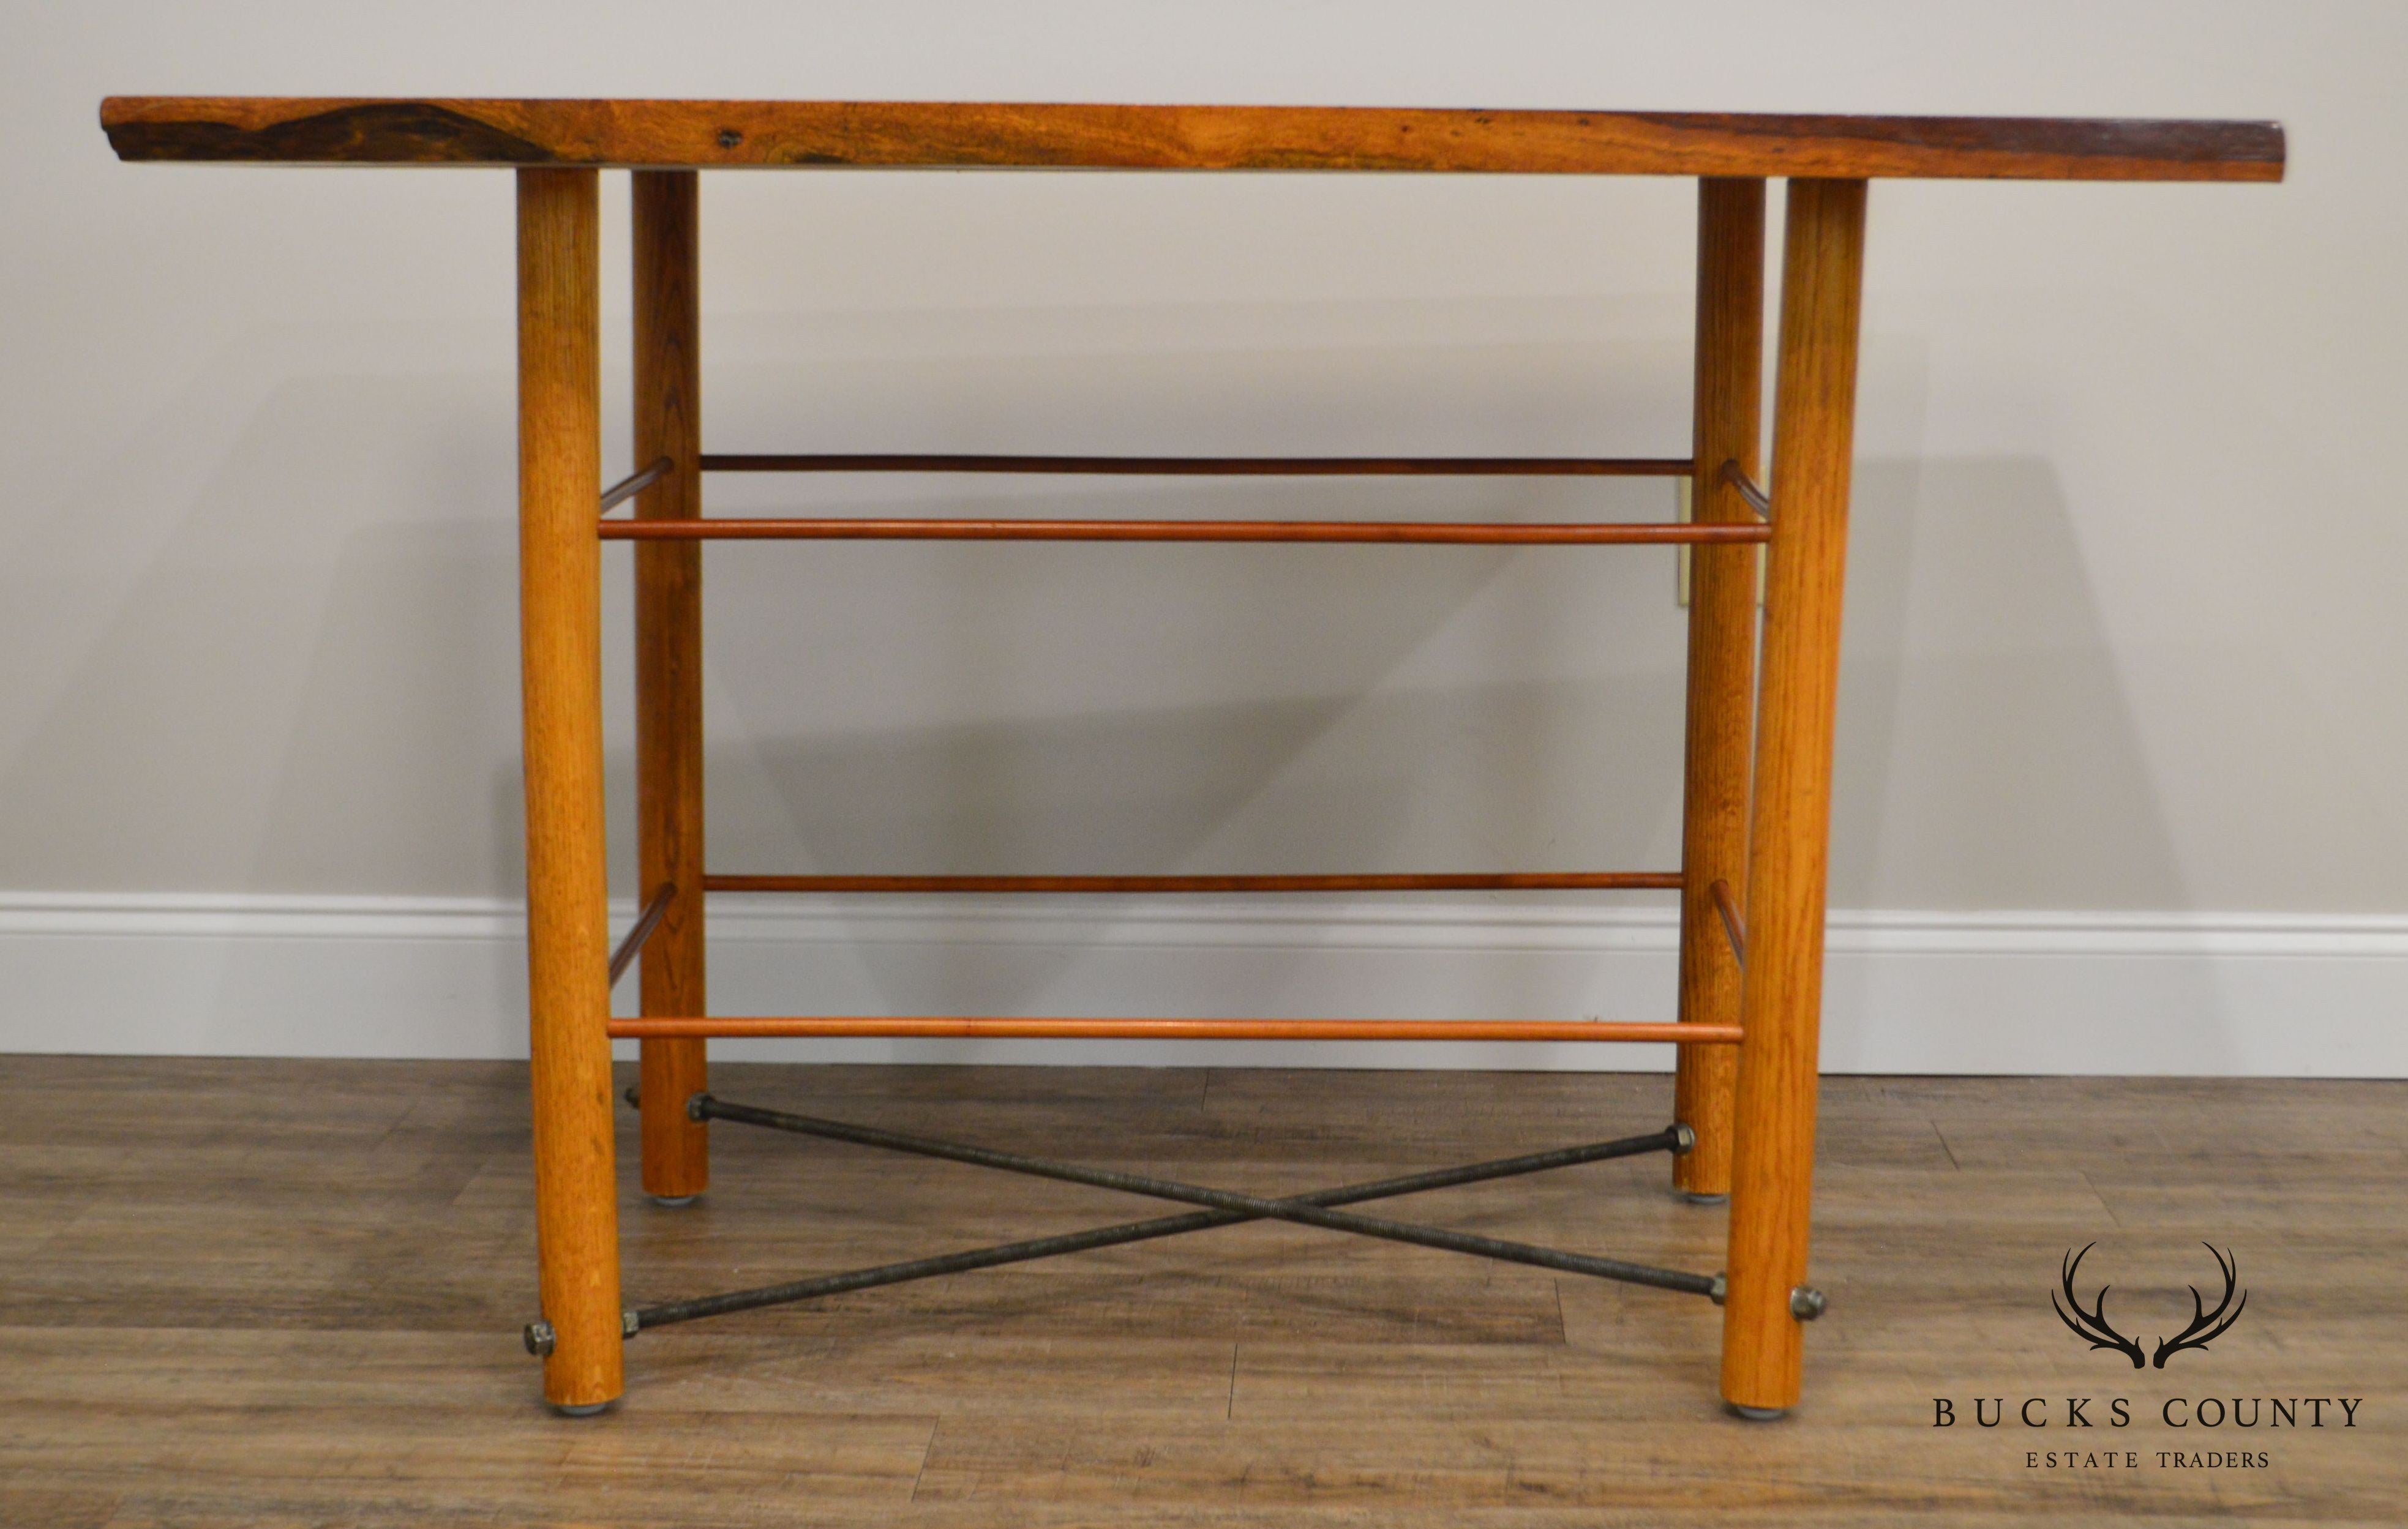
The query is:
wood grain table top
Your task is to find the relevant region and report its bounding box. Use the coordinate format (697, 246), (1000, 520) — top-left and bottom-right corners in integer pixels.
(100, 98), (2284, 181)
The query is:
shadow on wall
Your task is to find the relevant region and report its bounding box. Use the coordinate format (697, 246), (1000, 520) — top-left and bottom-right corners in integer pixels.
(707, 675), (1692, 881)
(0, 369), (519, 895)
(0, 389), (2194, 921)
(0, 353), (2188, 930)
(678, 675), (1694, 1020)
(565, 455), (2191, 913)
(0, 355), (2246, 1056)
(665, 475), (1690, 876)
(1830, 455), (2190, 912)
(557, 454), (2196, 1024)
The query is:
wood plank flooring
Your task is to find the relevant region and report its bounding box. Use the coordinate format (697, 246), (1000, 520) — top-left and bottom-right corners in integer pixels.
(0, 1058), (2399, 1525)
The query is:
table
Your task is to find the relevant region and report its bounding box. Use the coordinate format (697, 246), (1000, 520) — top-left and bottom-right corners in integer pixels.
(103, 97), (2282, 1419)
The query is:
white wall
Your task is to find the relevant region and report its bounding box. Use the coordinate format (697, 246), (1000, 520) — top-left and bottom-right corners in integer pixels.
(4, 2), (2403, 1072)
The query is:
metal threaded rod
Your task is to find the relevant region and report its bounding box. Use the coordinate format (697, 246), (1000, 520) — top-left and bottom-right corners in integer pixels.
(1709, 878), (1746, 967)
(626, 1115), (1695, 1331)
(697, 453), (1695, 477)
(1719, 458), (1772, 519)
(701, 870), (1684, 894)
(692, 1095), (1720, 1298)
(599, 456), (672, 512)
(606, 883), (675, 987)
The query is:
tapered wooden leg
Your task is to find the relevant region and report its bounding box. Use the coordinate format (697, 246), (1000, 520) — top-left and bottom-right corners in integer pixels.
(1720, 178), (1867, 1416)
(1673, 177), (1766, 1201)
(517, 166), (623, 1413)
(632, 170), (710, 1202)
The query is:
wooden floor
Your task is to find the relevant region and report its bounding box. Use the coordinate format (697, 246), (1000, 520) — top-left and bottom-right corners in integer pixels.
(0, 1058), (2399, 1526)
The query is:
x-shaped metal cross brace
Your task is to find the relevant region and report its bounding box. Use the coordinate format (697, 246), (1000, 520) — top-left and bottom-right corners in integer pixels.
(525, 1091), (1726, 1350)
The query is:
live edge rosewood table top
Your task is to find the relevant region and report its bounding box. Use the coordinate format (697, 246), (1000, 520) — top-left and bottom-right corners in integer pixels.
(100, 97), (2284, 180)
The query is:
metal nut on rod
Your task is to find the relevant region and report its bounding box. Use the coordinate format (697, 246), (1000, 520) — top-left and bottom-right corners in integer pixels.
(1671, 1123), (1698, 1156)
(1697, 1276), (1823, 1317)
(523, 1311), (641, 1355)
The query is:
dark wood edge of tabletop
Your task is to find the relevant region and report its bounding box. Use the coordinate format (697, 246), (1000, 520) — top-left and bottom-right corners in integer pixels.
(99, 98), (2285, 181)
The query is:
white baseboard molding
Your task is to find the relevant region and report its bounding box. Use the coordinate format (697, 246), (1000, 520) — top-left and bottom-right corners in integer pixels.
(1, 892), (2401, 1075)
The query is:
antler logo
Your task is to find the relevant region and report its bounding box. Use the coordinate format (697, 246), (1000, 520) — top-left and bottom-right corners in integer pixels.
(2052, 1243), (2146, 1367)
(2051, 1242), (2248, 1368)
(2152, 1244), (2248, 1367)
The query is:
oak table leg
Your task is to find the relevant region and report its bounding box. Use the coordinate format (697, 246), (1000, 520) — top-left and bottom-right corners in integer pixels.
(633, 170), (710, 1203)
(1673, 176), (1766, 1202)
(1719, 177), (1867, 1417)
(517, 166), (624, 1413)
